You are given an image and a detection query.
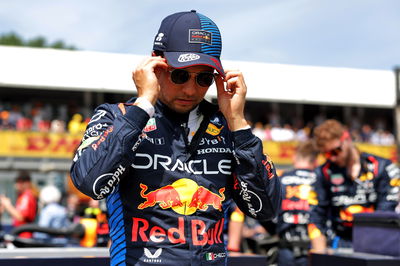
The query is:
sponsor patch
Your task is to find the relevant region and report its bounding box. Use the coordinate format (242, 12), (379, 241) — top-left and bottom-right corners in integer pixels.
(93, 165), (126, 199)
(89, 110), (107, 123)
(238, 181), (263, 217)
(132, 216), (224, 246)
(205, 252), (226, 261)
(262, 155), (275, 179)
(331, 173), (344, 185)
(178, 53), (200, 63)
(77, 136), (100, 151)
(144, 118), (157, 132)
(144, 248), (162, 263)
(206, 123), (223, 136)
(189, 29), (212, 45)
(138, 178), (225, 215)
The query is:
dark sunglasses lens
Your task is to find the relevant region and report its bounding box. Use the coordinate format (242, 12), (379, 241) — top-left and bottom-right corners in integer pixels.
(171, 69), (189, 84)
(196, 73), (214, 87)
(325, 146), (342, 158)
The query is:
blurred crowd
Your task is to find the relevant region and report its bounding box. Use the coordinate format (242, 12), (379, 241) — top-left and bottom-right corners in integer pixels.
(0, 101), (396, 145)
(251, 121), (395, 145)
(0, 102), (89, 134)
(0, 171), (108, 247)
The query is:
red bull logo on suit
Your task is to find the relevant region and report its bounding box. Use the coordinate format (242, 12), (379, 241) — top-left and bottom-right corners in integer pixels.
(138, 178), (225, 215)
(134, 179), (226, 245)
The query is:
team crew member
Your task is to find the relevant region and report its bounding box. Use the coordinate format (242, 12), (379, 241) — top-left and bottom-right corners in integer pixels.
(276, 141), (319, 266)
(308, 119), (399, 253)
(70, 10), (282, 266)
(0, 171), (37, 238)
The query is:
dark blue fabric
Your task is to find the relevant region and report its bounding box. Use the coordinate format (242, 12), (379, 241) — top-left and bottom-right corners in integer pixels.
(70, 98), (282, 266)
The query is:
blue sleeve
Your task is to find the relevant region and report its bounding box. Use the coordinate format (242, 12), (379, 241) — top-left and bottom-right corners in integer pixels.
(375, 161), (399, 211)
(231, 129), (282, 221)
(70, 103), (150, 199)
(309, 167), (330, 234)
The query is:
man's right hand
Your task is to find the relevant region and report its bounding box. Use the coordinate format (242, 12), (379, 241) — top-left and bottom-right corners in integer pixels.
(132, 56), (168, 105)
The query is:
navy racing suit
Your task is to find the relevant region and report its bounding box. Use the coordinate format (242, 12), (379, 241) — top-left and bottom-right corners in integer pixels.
(277, 169), (315, 266)
(70, 98), (282, 266)
(308, 153), (399, 243)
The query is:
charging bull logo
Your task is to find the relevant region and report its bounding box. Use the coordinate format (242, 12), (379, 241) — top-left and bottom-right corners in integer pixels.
(138, 184), (183, 209)
(286, 185), (311, 200)
(138, 178), (225, 215)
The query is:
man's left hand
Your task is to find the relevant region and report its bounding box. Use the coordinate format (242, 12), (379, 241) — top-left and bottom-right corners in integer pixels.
(215, 70), (249, 131)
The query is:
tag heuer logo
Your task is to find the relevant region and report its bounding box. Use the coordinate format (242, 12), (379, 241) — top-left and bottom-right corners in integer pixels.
(331, 174), (344, 185)
(144, 118), (157, 132)
(178, 53), (200, 63)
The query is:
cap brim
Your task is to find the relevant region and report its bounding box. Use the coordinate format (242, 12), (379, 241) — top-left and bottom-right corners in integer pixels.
(164, 52), (225, 77)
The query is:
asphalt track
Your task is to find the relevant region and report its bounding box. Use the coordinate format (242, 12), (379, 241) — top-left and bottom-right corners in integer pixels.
(0, 248), (269, 266)
(1, 248), (400, 266)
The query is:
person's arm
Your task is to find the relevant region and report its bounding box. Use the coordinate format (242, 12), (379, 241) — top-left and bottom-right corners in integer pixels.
(227, 207), (245, 254)
(215, 71), (282, 221)
(310, 234), (328, 254)
(375, 161), (399, 211)
(0, 195), (24, 222)
(70, 56), (168, 200)
(308, 167), (330, 253)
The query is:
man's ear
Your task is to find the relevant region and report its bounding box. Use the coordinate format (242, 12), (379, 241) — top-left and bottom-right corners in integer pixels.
(151, 51), (157, 57)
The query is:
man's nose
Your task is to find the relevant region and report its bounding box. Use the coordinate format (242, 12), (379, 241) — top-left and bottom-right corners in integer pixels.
(182, 78), (197, 95)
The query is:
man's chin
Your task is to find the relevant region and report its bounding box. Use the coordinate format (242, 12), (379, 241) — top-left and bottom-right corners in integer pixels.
(171, 104), (197, 114)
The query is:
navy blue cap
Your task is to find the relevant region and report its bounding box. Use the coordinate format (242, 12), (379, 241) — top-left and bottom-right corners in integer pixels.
(153, 10), (224, 76)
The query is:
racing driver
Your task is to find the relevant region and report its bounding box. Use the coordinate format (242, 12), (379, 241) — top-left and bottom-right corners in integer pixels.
(70, 10), (282, 266)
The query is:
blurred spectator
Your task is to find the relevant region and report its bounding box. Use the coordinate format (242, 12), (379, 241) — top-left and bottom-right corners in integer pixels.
(50, 119), (66, 133)
(8, 105), (23, 128)
(268, 111), (281, 127)
(68, 113), (85, 134)
(371, 129), (395, 146)
(360, 124), (373, 142)
(0, 171), (38, 238)
(34, 185), (70, 240)
(0, 101), (397, 147)
(271, 124), (295, 142)
(350, 128), (362, 143)
(16, 117), (33, 131)
(66, 193), (81, 223)
(252, 122), (267, 141)
(295, 125), (310, 142)
(264, 124), (272, 141)
(0, 110), (12, 129)
(382, 130), (395, 145)
(314, 112), (326, 126)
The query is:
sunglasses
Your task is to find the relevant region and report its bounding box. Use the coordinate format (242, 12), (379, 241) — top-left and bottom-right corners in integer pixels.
(324, 144), (343, 159)
(168, 69), (215, 87)
(324, 131), (349, 159)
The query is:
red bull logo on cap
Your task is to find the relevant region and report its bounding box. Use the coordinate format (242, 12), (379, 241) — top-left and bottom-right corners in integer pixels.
(138, 178), (225, 215)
